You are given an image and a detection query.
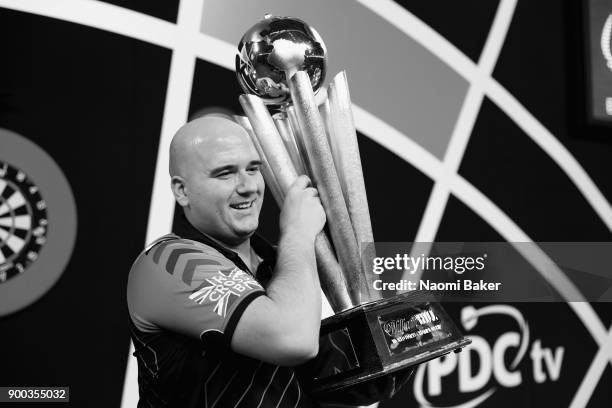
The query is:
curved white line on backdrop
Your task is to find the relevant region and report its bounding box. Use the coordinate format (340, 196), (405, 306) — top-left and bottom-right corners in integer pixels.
(601, 15), (612, 71)
(0, 0), (177, 48)
(2, 0), (609, 388)
(0, 0), (235, 74)
(208, 9), (610, 363)
(353, 107), (585, 300)
(356, 0), (612, 235)
(476, 0), (517, 75)
(569, 329), (612, 408)
(122, 1), (208, 407)
(7, 0), (610, 240)
(355, 3), (612, 407)
(410, 0), (517, 277)
(354, 106), (609, 346)
(3, 1), (606, 242)
(352, 0), (612, 372)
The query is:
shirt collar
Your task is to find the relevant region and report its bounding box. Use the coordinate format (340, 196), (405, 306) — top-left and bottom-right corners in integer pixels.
(174, 212), (276, 276)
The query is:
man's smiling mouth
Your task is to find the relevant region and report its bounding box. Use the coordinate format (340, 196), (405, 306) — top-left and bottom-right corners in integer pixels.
(230, 200), (255, 210)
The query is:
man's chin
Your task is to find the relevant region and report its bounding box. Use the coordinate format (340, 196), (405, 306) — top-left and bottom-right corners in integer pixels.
(237, 227), (257, 239)
(232, 222), (258, 239)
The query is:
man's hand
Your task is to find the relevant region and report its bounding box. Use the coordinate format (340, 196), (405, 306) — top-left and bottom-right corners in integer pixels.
(231, 175), (324, 366)
(279, 175), (326, 241)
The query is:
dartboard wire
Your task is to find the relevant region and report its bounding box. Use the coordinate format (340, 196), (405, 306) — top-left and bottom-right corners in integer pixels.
(4, 234), (25, 253)
(3, 214), (32, 231)
(0, 212), (13, 237)
(0, 189), (16, 209)
(0, 241), (14, 259)
(0, 203), (9, 218)
(4, 190), (26, 213)
(408, 0), (517, 281)
(0, 183), (6, 218)
(11, 228), (30, 242)
(0, 226), (9, 246)
(0, 178), (33, 266)
(0, 180), (12, 196)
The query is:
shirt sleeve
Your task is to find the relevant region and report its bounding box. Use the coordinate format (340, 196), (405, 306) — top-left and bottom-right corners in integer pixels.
(127, 238), (265, 344)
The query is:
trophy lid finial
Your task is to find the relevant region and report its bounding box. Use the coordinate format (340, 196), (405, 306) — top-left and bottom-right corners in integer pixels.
(236, 16), (327, 108)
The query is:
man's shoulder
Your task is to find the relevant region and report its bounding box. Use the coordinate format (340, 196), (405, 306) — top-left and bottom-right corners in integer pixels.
(131, 234), (236, 275)
(143, 233), (221, 256)
(134, 233), (234, 273)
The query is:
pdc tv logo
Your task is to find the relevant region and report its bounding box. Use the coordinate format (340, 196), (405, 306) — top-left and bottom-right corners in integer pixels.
(413, 305), (565, 407)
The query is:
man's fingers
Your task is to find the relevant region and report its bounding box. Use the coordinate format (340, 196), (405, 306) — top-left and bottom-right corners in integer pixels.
(305, 187), (319, 196)
(289, 175), (311, 193)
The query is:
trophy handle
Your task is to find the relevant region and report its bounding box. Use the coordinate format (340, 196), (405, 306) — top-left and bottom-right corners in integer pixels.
(238, 95), (354, 312)
(288, 72), (365, 305)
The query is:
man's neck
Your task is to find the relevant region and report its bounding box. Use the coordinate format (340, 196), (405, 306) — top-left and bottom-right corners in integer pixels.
(229, 239), (252, 269)
(191, 226), (252, 270)
(182, 212), (261, 273)
(196, 228), (251, 262)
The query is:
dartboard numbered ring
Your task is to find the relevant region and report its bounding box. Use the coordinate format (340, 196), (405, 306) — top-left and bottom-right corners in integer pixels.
(0, 129), (77, 316)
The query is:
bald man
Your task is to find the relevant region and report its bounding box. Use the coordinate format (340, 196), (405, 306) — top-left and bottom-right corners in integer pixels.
(127, 116), (326, 407)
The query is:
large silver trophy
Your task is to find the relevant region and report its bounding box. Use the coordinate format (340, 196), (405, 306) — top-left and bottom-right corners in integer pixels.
(235, 15), (469, 395)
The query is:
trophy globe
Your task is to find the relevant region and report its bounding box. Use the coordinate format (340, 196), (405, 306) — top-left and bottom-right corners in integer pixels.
(236, 14), (327, 108)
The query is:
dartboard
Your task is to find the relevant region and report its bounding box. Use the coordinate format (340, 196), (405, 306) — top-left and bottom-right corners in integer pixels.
(0, 161), (49, 283)
(0, 128), (77, 316)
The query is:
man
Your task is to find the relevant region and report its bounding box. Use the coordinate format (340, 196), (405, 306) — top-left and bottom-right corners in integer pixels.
(127, 115), (326, 407)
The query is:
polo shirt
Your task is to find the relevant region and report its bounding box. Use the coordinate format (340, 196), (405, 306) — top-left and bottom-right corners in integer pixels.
(127, 214), (317, 407)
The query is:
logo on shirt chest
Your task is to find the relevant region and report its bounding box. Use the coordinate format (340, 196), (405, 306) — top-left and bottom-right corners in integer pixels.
(188, 267), (262, 317)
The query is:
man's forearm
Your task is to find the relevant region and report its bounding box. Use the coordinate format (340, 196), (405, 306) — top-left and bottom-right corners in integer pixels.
(267, 229), (322, 346)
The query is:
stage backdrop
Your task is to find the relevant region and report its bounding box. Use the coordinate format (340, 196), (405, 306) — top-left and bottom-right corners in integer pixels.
(1, 1), (611, 407)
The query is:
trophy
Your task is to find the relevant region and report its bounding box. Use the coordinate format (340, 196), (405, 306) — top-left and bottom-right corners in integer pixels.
(234, 15), (470, 395)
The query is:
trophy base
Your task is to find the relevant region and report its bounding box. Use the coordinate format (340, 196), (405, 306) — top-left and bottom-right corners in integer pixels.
(308, 291), (470, 395)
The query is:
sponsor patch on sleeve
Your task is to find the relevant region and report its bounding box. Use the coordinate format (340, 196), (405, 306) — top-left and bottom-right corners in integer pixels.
(188, 267), (263, 317)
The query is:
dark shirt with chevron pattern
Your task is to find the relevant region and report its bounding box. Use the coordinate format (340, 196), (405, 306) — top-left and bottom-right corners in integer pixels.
(127, 215), (317, 407)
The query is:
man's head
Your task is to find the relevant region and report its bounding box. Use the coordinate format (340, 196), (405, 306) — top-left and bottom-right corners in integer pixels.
(169, 115), (264, 246)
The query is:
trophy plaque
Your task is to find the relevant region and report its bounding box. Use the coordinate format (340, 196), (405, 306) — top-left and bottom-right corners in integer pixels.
(234, 14), (470, 394)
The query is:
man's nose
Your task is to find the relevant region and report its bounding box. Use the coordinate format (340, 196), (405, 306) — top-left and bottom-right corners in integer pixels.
(236, 171), (258, 194)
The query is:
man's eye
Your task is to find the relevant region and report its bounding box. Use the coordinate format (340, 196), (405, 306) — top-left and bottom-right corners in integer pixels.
(216, 171), (232, 178)
(247, 166), (261, 174)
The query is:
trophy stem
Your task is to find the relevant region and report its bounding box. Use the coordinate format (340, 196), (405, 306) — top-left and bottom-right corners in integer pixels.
(234, 115), (284, 207)
(238, 94), (354, 312)
(238, 95), (297, 191)
(327, 71), (380, 300)
(273, 115), (308, 176)
(288, 71), (364, 305)
(286, 106), (314, 178)
(315, 235), (354, 311)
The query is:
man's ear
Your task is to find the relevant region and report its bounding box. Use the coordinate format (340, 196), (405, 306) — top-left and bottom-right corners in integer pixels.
(171, 176), (189, 207)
